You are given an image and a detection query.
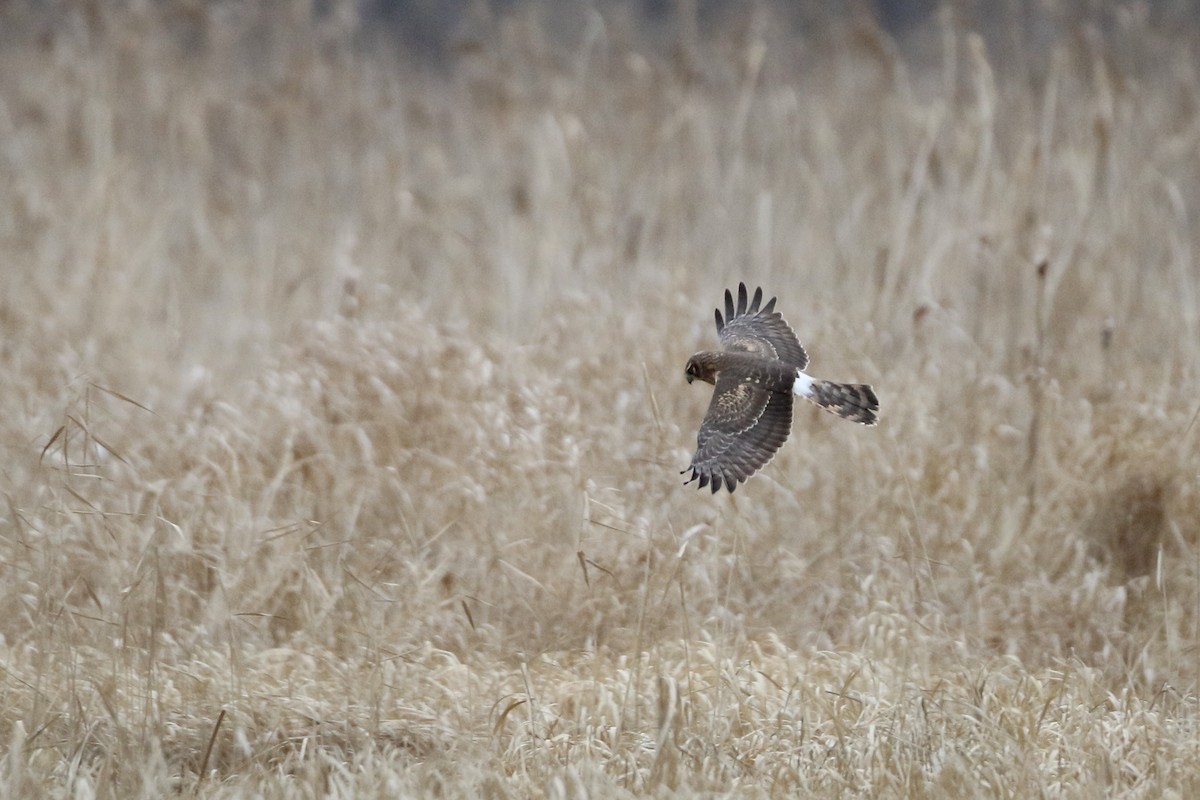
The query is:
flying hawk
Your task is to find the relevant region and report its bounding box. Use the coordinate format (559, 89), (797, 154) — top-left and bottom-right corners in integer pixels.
(682, 283), (878, 493)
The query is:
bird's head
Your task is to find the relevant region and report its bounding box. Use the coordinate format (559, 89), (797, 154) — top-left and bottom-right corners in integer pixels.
(684, 353), (719, 386)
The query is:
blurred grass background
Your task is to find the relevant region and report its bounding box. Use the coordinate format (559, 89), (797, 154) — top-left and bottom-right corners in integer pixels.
(1, 1), (1199, 796)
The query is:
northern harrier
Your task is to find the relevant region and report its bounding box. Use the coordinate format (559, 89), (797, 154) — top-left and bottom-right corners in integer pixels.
(683, 283), (878, 493)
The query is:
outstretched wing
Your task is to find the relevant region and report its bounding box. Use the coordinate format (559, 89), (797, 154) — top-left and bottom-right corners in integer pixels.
(684, 372), (794, 493)
(715, 283), (808, 370)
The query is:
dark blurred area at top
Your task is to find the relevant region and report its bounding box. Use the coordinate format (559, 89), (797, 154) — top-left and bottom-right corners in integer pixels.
(2, 0), (1199, 71)
(350, 0), (1200, 52)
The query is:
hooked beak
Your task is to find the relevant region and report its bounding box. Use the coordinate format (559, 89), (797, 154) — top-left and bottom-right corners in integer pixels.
(686, 374), (694, 384)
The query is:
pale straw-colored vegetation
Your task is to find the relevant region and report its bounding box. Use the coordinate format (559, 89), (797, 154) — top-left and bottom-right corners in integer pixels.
(1, 2), (1199, 797)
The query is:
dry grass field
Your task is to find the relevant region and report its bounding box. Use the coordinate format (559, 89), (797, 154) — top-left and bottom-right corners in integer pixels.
(2, 1), (1200, 796)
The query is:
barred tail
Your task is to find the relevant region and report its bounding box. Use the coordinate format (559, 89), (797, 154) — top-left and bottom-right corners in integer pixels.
(797, 377), (879, 425)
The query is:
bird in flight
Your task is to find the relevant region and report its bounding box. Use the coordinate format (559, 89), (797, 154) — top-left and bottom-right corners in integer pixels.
(682, 283), (878, 493)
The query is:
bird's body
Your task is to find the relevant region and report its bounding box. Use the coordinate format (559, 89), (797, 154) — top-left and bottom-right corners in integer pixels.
(685, 351), (798, 391)
(682, 283), (878, 493)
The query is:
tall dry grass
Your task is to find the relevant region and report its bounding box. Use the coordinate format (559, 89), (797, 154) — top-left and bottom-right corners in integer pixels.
(1, 2), (1199, 796)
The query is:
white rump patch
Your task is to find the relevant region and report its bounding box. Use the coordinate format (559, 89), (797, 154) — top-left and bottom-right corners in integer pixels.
(792, 369), (815, 397)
